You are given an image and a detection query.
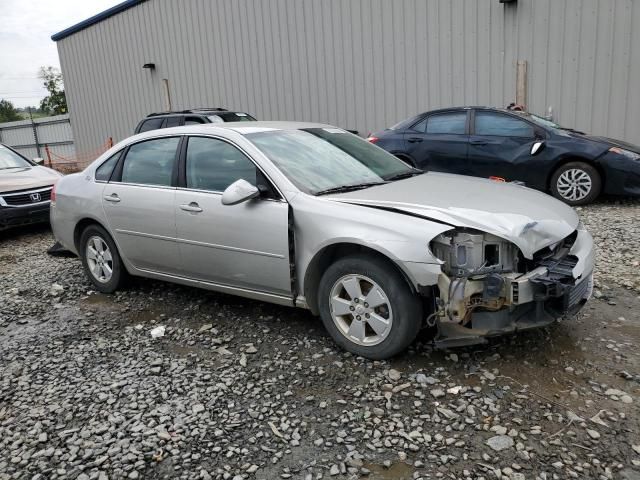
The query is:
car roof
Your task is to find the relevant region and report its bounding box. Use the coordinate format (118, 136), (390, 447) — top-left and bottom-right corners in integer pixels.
(130, 121), (334, 142)
(419, 106), (517, 115)
(146, 108), (229, 117)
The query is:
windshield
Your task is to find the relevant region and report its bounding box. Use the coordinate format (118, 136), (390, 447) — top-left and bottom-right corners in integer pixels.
(212, 112), (257, 123)
(0, 145), (32, 169)
(523, 113), (562, 130)
(247, 128), (415, 194)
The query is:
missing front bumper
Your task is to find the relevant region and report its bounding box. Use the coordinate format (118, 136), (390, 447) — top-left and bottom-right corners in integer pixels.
(433, 272), (593, 348)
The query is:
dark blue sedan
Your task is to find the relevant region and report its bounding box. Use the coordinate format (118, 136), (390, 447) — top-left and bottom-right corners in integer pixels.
(368, 106), (640, 205)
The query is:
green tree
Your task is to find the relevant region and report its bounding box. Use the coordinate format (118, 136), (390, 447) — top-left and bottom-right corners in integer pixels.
(0, 99), (21, 122)
(39, 66), (68, 115)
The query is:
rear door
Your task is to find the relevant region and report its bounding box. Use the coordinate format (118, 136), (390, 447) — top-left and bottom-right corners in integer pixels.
(468, 110), (542, 181)
(101, 136), (182, 273)
(403, 111), (470, 174)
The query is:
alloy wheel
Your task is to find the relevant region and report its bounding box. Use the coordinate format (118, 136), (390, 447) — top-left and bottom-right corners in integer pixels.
(85, 235), (113, 283)
(329, 274), (393, 346)
(556, 168), (592, 202)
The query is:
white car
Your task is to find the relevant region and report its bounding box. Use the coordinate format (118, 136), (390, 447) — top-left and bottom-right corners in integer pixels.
(50, 122), (594, 359)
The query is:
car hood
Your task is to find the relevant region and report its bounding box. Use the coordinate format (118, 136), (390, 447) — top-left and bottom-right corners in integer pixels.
(0, 166), (61, 193)
(564, 131), (640, 153)
(326, 172), (579, 258)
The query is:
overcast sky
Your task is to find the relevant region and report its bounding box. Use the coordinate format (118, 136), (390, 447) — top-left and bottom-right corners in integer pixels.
(0, 0), (120, 108)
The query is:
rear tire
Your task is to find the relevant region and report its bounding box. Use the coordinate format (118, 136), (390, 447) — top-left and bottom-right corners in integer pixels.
(318, 254), (422, 360)
(79, 224), (127, 293)
(550, 161), (601, 206)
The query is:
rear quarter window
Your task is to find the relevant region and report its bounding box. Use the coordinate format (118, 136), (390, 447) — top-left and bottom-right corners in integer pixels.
(95, 151), (121, 182)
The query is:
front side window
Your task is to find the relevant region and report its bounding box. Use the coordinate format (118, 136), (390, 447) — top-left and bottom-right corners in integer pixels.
(475, 112), (534, 137)
(120, 137), (179, 186)
(0, 144), (32, 169)
(247, 128), (414, 194)
(138, 118), (164, 133)
(95, 151), (121, 181)
(426, 112), (467, 135)
(185, 137), (256, 192)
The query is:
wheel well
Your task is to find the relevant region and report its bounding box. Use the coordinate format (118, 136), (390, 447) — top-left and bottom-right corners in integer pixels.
(547, 157), (605, 191)
(73, 218), (107, 253)
(303, 243), (415, 315)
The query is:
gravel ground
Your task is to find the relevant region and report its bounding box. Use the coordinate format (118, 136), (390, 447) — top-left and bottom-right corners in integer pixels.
(1, 199), (639, 480)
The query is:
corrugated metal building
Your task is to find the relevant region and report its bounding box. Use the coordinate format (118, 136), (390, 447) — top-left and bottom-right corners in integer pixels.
(53, 0), (640, 157)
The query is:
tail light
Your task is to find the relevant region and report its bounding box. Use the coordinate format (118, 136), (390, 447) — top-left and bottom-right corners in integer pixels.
(366, 136), (379, 144)
(489, 176), (506, 182)
(51, 183), (56, 204)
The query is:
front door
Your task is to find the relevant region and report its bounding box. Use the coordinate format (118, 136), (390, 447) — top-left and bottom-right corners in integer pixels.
(403, 111), (469, 174)
(468, 110), (544, 183)
(101, 136), (181, 273)
(174, 136), (291, 296)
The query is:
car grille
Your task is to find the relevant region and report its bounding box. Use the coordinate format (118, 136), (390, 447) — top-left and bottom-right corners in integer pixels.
(0, 186), (53, 207)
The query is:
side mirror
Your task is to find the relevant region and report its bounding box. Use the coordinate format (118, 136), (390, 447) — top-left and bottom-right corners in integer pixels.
(33, 157), (45, 165)
(221, 179), (260, 206)
(530, 141), (545, 156)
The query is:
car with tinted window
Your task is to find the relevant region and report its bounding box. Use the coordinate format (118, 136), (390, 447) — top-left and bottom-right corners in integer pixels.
(134, 108), (256, 134)
(51, 122), (594, 359)
(368, 106), (640, 205)
(0, 143), (62, 231)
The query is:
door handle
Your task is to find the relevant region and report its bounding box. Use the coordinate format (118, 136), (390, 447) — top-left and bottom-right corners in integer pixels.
(104, 193), (120, 203)
(407, 137), (423, 143)
(470, 140), (488, 146)
(180, 202), (203, 213)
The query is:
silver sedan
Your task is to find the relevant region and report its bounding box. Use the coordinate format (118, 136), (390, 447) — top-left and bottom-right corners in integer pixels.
(51, 122), (594, 359)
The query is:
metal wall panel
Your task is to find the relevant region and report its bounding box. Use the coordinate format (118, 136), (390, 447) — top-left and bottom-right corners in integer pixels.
(0, 114), (75, 158)
(56, 0), (640, 156)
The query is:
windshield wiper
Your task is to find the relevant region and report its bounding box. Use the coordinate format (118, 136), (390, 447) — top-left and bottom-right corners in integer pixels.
(314, 181), (387, 196)
(385, 170), (424, 181)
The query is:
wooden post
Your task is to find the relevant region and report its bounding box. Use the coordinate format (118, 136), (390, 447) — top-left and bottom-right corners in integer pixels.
(108, 136), (113, 148)
(45, 144), (52, 167)
(162, 78), (172, 111)
(516, 60), (528, 109)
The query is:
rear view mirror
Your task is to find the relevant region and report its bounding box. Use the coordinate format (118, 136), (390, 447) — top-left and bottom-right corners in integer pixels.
(33, 157), (44, 165)
(530, 141), (545, 156)
(221, 179), (260, 205)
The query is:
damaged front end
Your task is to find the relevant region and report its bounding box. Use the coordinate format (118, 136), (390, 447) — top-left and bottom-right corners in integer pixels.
(428, 226), (594, 347)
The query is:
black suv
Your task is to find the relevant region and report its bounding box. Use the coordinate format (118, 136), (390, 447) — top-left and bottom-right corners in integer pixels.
(134, 108), (257, 134)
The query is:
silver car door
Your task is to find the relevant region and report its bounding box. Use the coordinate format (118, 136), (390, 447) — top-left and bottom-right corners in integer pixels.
(175, 135), (290, 295)
(101, 136), (181, 273)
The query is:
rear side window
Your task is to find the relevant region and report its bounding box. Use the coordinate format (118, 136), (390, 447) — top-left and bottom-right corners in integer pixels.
(475, 112), (534, 137)
(165, 116), (182, 127)
(121, 137), (180, 186)
(185, 137), (256, 192)
(95, 151), (121, 182)
(425, 112), (467, 135)
(138, 118), (164, 133)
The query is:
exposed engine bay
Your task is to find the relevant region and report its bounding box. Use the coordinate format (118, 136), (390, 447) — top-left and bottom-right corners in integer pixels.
(429, 228), (593, 346)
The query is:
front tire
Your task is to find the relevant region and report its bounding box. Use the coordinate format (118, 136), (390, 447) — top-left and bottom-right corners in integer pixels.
(550, 161), (601, 206)
(79, 224), (127, 293)
(318, 254), (422, 360)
